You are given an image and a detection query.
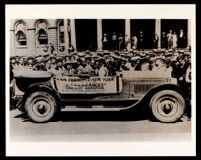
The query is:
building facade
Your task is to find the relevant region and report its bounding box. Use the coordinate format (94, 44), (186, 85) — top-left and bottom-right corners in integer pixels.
(10, 19), (191, 56)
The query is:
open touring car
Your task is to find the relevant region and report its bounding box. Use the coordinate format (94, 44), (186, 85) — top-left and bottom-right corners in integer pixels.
(10, 69), (186, 123)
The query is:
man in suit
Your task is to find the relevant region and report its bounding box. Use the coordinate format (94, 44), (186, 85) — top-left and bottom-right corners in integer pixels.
(138, 31), (144, 49)
(112, 32), (118, 50)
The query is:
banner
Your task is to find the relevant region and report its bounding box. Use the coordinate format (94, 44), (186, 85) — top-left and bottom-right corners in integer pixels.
(55, 76), (118, 94)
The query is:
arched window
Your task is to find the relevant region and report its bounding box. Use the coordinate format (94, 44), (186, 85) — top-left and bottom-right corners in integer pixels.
(35, 20), (48, 45)
(37, 29), (48, 44)
(57, 19), (65, 51)
(15, 21), (27, 46)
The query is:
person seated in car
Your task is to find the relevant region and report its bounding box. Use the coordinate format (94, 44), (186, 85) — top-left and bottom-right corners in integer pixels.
(45, 58), (52, 71)
(77, 57), (91, 77)
(55, 57), (66, 71)
(140, 59), (150, 71)
(25, 56), (36, 70)
(98, 60), (108, 77)
(63, 61), (75, 76)
(106, 60), (116, 76)
(16, 56), (26, 70)
(90, 59), (98, 76)
(34, 56), (47, 71)
(164, 59), (173, 73)
(85, 55), (93, 74)
(152, 58), (161, 71)
(10, 56), (18, 70)
(119, 58), (129, 71)
(50, 55), (57, 70)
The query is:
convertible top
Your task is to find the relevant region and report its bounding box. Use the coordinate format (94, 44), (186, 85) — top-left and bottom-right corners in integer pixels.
(13, 69), (52, 78)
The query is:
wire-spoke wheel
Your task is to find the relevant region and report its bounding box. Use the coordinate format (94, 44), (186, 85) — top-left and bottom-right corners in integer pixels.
(25, 91), (57, 122)
(149, 90), (185, 122)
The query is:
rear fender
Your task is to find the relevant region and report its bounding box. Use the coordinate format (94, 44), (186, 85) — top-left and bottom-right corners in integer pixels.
(19, 83), (62, 110)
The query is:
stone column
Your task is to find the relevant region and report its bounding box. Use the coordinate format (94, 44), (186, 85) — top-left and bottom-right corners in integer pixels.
(10, 30), (16, 56)
(155, 19), (161, 48)
(97, 19), (102, 51)
(187, 19), (191, 46)
(70, 19), (76, 50)
(64, 19), (69, 52)
(125, 19), (131, 50)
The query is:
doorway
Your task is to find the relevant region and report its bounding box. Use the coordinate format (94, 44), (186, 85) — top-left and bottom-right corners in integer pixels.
(131, 19), (155, 49)
(102, 19), (125, 50)
(75, 19), (97, 51)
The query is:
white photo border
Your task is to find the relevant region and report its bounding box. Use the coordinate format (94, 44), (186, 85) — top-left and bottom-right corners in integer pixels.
(6, 4), (196, 156)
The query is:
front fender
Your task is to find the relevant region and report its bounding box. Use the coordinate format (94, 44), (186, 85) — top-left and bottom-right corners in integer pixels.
(122, 83), (185, 111)
(137, 83), (186, 106)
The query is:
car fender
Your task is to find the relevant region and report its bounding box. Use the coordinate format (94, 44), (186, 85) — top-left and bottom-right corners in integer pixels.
(19, 82), (62, 110)
(122, 83), (185, 110)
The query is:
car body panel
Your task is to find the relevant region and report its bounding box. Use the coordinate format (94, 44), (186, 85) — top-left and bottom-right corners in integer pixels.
(11, 70), (180, 111)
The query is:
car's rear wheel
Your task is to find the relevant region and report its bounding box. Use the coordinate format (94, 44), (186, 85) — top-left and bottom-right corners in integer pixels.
(25, 91), (57, 122)
(149, 90), (185, 122)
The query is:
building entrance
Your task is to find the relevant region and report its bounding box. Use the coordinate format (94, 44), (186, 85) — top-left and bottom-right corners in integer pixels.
(161, 19), (188, 48)
(131, 19), (155, 49)
(102, 19), (125, 50)
(75, 19), (97, 51)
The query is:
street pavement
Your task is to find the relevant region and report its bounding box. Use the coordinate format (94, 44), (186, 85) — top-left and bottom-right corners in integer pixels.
(9, 108), (191, 142)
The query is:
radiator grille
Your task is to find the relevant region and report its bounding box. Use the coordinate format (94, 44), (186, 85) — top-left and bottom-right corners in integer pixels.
(134, 84), (156, 94)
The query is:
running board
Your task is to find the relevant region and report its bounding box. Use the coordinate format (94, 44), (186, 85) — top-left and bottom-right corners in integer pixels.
(61, 105), (122, 111)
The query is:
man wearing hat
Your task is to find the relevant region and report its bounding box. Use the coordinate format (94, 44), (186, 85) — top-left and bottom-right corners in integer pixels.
(77, 57), (91, 76)
(138, 31), (144, 50)
(85, 55), (93, 74)
(68, 43), (75, 53)
(161, 32), (167, 49)
(140, 59), (150, 71)
(10, 56), (18, 70)
(63, 60), (74, 75)
(119, 58), (129, 71)
(35, 56), (47, 71)
(10, 56), (16, 82)
(167, 30), (173, 49)
(49, 42), (55, 54)
(102, 33), (108, 50)
(55, 57), (66, 71)
(90, 59), (98, 76)
(111, 32), (118, 50)
(118, 33), (124, 51)
(152, 58), (162, 71)
(49, 55), (57, 70)
(45, 58), (53, 72)
(25, 56), (36, 70)
(178, 29), (186, 48)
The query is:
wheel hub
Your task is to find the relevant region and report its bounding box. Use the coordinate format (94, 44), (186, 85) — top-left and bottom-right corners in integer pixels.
(32, 98), (52, 117)
(157, 97), (178, 117)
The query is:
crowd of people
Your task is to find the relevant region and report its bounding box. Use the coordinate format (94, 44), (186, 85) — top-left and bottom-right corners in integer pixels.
(102, 29), (187, 51)
(10, 47), (191, 87)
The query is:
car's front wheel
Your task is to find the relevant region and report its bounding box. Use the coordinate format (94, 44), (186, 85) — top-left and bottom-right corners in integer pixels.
(149, 90), (185, 122)
(25, 91), (57, 122)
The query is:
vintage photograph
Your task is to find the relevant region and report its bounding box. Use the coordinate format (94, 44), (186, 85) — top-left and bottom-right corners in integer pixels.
(9, 18), (191, 139)
(6, 4), (195, 156)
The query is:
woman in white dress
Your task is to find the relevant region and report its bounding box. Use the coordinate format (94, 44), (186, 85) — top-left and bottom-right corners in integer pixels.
(172, 32), (178, 48)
